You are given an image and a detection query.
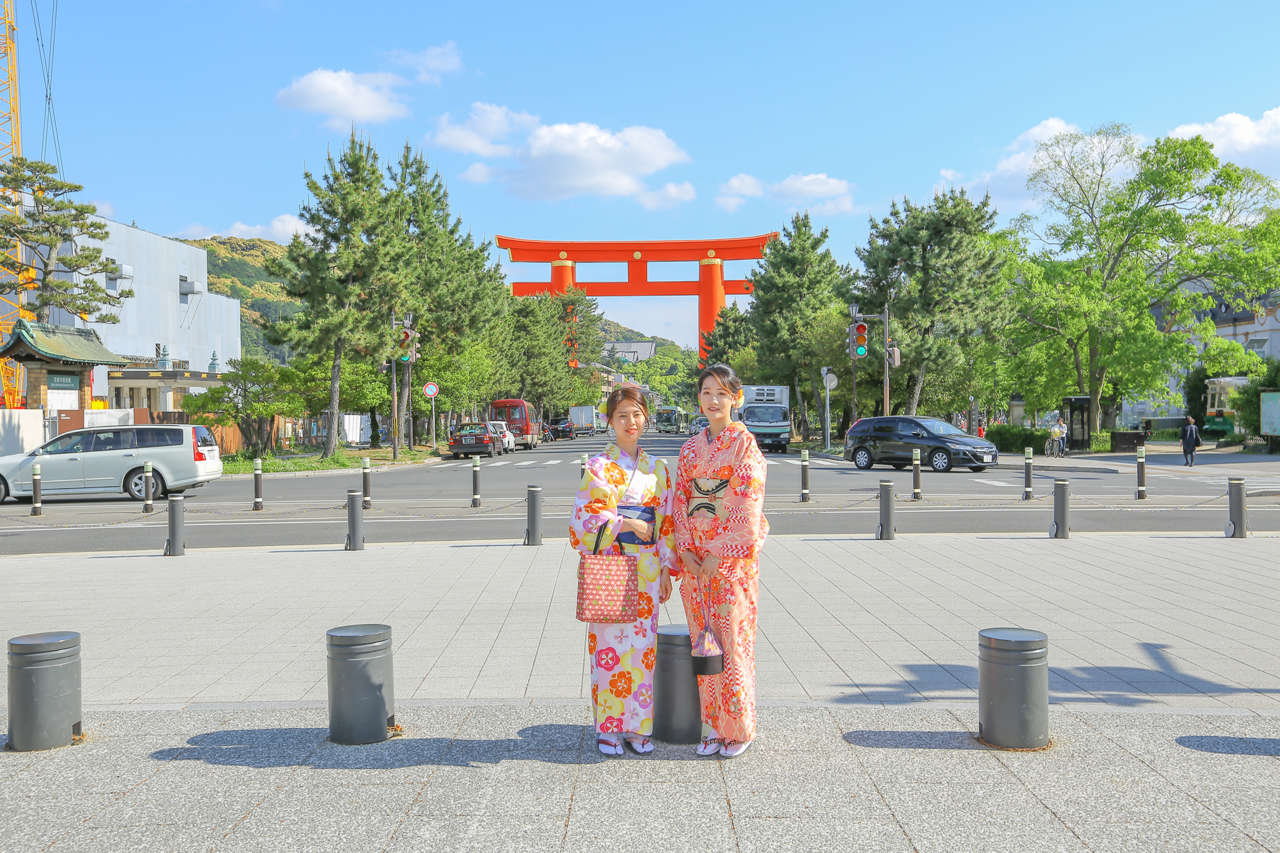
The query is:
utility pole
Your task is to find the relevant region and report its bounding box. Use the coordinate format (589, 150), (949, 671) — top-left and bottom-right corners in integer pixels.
(390, 312), (400, 461)
(882, 304), (891, 417)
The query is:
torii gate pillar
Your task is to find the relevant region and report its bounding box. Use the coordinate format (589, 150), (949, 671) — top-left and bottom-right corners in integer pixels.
(497, 234), (776, 362)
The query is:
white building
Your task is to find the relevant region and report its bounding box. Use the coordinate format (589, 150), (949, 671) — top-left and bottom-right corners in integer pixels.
(1211, 290), (1280, 361)
(44, 217), (241, 408)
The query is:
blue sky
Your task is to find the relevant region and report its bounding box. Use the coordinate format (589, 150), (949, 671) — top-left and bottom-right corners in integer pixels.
(23, 0), (1280, 347)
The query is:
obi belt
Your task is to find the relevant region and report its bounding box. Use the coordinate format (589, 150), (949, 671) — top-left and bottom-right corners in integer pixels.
(616, 504), (656, 546)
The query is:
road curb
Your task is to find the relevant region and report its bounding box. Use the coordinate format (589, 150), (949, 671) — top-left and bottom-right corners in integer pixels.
(221, 457), (445, 481)
(790, 449), (1122, 475)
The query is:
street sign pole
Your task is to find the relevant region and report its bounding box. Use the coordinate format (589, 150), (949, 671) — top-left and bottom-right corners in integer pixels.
(882, 305), (890, 417)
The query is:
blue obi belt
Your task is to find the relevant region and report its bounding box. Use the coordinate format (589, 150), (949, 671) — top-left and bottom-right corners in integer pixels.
(616, 504), (656, 545)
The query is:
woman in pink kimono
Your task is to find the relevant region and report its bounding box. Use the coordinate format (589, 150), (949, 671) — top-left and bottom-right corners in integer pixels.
(569, 385), (677, 756)
(673, 363), (768, 758)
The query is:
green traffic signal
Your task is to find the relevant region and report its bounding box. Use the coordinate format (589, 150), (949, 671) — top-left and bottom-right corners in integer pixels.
(855, 345), (867, 356)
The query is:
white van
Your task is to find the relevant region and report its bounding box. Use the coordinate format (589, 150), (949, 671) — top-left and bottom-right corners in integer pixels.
(0, 424), (223, 502)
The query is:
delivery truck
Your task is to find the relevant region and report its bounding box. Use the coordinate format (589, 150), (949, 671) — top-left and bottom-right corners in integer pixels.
(569, 405), (598, 437)
(739, 386), (791, 453)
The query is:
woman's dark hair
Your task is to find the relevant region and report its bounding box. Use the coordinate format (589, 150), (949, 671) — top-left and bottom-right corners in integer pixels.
(606, 384), (650, 424)
(698, 363), (742, 396)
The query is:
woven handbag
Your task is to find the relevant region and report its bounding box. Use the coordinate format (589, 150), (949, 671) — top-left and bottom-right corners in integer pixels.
(576, 528), (639, 623)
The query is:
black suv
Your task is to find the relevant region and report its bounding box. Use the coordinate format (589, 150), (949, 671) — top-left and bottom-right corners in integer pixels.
(844, 416), (998, 472)
(550, 418), (575, 440)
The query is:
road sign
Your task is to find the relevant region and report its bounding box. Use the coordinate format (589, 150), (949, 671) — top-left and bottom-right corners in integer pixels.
(823, 372), (838, 390)
(423, 382), (439, 398)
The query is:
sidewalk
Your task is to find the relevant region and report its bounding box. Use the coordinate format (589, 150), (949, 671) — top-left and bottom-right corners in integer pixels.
(3, 535), (1278, 850)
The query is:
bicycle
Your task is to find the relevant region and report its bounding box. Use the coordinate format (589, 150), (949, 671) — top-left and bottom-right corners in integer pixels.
(1043, 436), (1068, 458)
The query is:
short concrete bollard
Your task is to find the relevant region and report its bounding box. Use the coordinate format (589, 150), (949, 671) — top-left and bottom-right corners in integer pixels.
(252, 458), (264, 511)
(30, 462), (42, 516)
(978, 627), (1049, 750)
(1227, 477), (1247, 538)
(362, 457), (372, 510)
(1050, 479), (1069, 539)
(800, 449), (810, 503)
(653, 625), (701, 744)
(163, 495), (185, 556)
(524, 484), (542, 545)
(912, 448), (922, 501)
(1135, 446), (1147, 501)
(471, 456), (481, 508)
(345, 489), (364, 551)
(7, 631), (82, 751)
(143, 461), (155, 514)
(1022, 447), (1033, 501)
(326, 624), (395, 745)
(875, 479), (895, 540)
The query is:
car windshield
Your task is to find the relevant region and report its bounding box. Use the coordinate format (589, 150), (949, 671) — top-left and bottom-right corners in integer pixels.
(740, 405), (787, 422)
(458, 424), (487, 435)
(918, 418), (967, 436)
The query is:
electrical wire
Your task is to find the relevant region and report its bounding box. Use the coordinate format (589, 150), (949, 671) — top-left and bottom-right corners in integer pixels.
(27, 0), (61, 173)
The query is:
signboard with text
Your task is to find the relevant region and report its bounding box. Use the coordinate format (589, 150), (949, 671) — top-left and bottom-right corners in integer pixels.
(1261, 391), (1280, 437)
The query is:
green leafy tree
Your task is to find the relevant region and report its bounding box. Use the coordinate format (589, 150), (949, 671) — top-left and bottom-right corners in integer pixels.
(266, 134), (388, 458)
(701, 304), (752, 367)
(181, 357), (304, 457)
(1018, 124), (1280, 432)
(0, 157), (127, 322)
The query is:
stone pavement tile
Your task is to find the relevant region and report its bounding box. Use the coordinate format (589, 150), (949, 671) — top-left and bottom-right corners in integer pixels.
(53, 821), (225, 852)
(217, 782), (418, 851)
(564, 784), (737, 852)
(1067, 819), (1263, 852)
(413, 761), (577, 816)
(387, 813), (566, 853)
(0, 792), (121, 850)
(734, 817), (912, 853)
(1026, 778), (1221, 827)
(721, 756), (884, 819)
(1184, 785), (1280, 849)
(877, 781), (1087, 853)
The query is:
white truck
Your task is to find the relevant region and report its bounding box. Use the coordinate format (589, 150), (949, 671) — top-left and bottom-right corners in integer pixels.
(569, 405), (599, 437)
(738, 386), (791, 453)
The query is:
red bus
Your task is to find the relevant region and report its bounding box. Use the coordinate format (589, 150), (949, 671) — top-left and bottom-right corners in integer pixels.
(491, 399), (541, 449)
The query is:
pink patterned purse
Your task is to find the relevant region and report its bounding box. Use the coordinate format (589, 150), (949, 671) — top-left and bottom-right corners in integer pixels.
(576, 527), (639, 624)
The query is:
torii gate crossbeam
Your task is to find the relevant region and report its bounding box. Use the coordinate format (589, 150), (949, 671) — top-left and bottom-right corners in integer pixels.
(495, 234), (777, 359)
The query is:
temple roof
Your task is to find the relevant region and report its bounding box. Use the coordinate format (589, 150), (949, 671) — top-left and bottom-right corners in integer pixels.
(0, 319), (129, 367)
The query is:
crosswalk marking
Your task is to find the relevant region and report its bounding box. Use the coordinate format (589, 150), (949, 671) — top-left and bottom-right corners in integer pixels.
(543, 459), (562, 465)
(515, 461), (538, 467)
(972, 478), (1012, 488)
(487, 461), (511, 467)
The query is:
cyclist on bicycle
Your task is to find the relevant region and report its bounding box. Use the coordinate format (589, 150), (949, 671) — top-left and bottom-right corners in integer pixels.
(1049, 417), (1068, 457)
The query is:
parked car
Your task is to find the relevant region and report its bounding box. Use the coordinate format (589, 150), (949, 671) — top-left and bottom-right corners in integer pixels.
(449, 422), (503, 458)
(488, 420), (517, 453)
(689, 415), (709, 435)
(550, 418), (575, 440)
(843, 416), (998, 472)
(0, 424), (223, 502)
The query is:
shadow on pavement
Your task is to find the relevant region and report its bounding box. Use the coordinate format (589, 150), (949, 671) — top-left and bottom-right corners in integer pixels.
(1175, 735), (1280, 756)
(839, 642), (1278, 708)
(150, 723), (612, 768)
(843, 730), (981, 750)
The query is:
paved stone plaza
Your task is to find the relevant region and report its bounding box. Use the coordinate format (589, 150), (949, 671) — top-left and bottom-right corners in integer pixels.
(3, 534), (1278, 850)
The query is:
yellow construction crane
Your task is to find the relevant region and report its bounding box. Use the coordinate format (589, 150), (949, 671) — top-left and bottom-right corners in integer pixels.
(0, 0), (32, 409)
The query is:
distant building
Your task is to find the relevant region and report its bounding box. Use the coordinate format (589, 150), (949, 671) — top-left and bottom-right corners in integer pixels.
(41, 217), (241, 410)
(1210, 289), (1280, 361)
(604, 340), (657, 363)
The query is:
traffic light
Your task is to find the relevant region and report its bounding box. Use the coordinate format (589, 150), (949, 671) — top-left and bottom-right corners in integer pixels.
(848, 321), (869, 359)
(398, 328), (412, 362)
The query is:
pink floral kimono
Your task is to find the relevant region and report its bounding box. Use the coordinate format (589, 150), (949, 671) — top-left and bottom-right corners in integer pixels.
(673, 420), (768, 744)
(569, 444), (677, 737)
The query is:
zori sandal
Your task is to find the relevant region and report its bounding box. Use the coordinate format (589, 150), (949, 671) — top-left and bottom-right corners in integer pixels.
(695, 737), (721, 757)
(624, 736), (654, 755)
(597, 735), (623, 756)
(719, 740), (752, 758)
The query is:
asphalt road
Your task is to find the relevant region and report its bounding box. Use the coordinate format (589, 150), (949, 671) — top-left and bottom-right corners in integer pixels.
(2, 432), (1278, 554)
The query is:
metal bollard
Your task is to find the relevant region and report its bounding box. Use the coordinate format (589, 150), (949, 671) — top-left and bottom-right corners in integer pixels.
(1023, 447), (1033, 501)
(30, 462), (42, 516)
(579, 453), (587, 482)
(1135, 446), (1146, 500)
(345, 489), (364, 551)
(362, 457), (372, 510)
(876, 479), (895, 540)
(524, 484), (542, 545)
(326, 624), (395, 745)
(163, 495), (185, 556)
(143, 461), (154, 514)
(252, 458), (263, 510)
(800, 449), (810, 503)
(653, 625), (701, 744)
(7, 631), (82, 751)
(912, 448), (922, 501)
(1050, 479), (1069, 539)
(1226, 477), (1247, 538)
(978, 627), (1049, 750)
(471, 456), (481, 508)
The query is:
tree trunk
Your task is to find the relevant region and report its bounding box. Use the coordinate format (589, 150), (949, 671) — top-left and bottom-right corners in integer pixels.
(907, 363), (927, 415)
(368, 408), (381, 448)
(322, 339), (342, 459)
(792, 379), (808, 441)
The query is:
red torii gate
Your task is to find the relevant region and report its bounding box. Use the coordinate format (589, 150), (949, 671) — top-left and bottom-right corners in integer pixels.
(495, 234), (777, 359)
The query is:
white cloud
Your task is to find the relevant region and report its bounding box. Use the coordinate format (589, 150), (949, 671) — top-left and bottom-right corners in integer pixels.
(276, 69), (408, 129)
(175, 223), (213, 239)
(459, 162), (494, 183)
(90, 199), (115, 218)
(938, 168), (961, 183)
(433, 102), (539, 157)
(637, 181), (696, 210)
(389, 41), (462, 84)
(811, 195), (854, 215)
(1171, 107), (1280, 173)
(227, 214), (313, 243)
(955, 117), (1082, 214)
(716, 173), (763, 211)
(770, 172), (851, 202)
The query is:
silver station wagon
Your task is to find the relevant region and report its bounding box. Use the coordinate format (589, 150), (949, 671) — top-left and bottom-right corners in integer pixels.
(0, 424), (223, 502)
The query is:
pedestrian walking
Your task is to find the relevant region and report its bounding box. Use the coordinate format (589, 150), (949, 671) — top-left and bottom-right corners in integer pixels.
(569, 385), (677, 757)
(1180, 415), (1201, 466)
(673, 363), (769, 759)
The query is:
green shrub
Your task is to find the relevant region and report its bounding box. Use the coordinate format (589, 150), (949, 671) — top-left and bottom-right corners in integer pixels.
(985, 425), (1050, 454)
(1149, 428), (1181, 441)
(1090, 430), (1111, 452)
(1216, 433), (1247, 448)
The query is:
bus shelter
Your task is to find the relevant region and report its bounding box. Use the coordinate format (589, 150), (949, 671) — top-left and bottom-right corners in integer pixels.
(1061, 396), (1092, 452)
